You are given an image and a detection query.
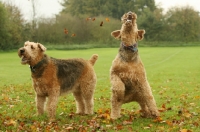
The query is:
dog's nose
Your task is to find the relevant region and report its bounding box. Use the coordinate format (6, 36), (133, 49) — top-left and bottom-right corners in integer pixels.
(20, 48), (25, 54)
(128, 11), (132, 15)
(128, 11), (132, 14)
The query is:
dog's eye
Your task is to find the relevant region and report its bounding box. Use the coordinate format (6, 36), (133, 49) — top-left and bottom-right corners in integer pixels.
(31, 45), (35, 49)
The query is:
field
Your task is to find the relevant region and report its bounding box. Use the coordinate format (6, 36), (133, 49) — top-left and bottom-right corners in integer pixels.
(0, 47), (200, 131)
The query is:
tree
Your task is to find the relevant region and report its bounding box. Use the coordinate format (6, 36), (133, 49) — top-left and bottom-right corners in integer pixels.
(6, 3), (25, 46)
(0, 2), (10, 50)
(0, 2), (26, 50)
(164, 6), (200, 42)
(61, 0), (87, 16)
(138, 7), (166, 41)
(61, 0), (157, 19)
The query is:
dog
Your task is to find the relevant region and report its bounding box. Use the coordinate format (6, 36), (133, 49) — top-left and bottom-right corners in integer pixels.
(110, 11), (159, 119)
(18, 41), (98, 120)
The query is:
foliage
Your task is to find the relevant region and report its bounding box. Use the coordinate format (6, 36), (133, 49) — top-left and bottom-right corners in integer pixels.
(0, 47), (200, 131)
(34, 13), (121, 45)
(164, 6), (200, 42)
(61, 0), (157, 19)
(138, 7), (166, 41)
(0, 2), (10, 50)
(0, 2), (29, 50)
(1, 1), (200, 50)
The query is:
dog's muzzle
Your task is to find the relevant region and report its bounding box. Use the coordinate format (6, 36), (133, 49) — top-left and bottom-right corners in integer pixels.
(127, 11), (133, 20)
(18, 47), (25, 57)
(20, 48), (25, 54)
(18, 47), (29, 64)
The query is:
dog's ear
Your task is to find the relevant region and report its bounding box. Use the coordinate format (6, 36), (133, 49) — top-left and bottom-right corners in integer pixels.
(137, 30), (145, 41)
(111, 30), (121, 39)
(38, 43), (46, 52)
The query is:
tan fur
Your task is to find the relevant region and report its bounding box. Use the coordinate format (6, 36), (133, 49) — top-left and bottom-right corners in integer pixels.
(110, 12), (159, 119)
(18, 41), (98, 120)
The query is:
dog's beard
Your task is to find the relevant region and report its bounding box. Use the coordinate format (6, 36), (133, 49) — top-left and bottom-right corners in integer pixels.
(20, 55), (30, 64)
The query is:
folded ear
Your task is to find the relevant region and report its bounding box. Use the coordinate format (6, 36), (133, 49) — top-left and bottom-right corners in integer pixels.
(137, 30), (145, 41)
(111, 30), (121, 39)
(38, 43), (46, 52)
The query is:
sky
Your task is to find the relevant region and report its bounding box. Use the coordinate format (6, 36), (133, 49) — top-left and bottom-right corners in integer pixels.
(1, 0), (200, 20)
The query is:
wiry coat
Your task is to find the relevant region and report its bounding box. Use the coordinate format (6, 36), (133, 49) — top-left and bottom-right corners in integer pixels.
(110, 12), (159, 119)
(18, 41), (98, 120)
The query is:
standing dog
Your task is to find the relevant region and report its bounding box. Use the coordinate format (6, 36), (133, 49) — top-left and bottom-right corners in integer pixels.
(110, 12), (159, 119)
(18, 41), (98, 120)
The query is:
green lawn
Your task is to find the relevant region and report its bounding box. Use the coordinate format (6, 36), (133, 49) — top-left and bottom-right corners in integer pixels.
(0, 47), (200, 131)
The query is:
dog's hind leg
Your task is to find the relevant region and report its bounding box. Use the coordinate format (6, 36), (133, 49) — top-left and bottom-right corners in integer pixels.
(138, 101), (151, 118)
(73, 90), (85, 114)
(111, 75), (125, 119)
(81, 82), (95, 115)
(145, 96), (160, 117)
(141, 83), (160, 118)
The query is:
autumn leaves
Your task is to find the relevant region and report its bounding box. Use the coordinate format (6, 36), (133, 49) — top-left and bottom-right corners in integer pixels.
(86, 17), (110, 26)
(64, 17), (110, 37)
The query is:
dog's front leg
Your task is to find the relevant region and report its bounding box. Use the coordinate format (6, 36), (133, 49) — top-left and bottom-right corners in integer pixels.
(46, 94), (59, 120)
(36, 95), (46, 115)
(110, 75), (125, 119)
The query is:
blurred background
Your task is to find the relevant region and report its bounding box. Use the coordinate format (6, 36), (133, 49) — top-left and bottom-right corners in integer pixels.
(0, 0), (200, 50)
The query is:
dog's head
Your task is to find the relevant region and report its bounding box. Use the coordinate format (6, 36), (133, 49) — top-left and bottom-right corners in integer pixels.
(111, 11), (145, 47)
(18, 41), (46, 65)
(121, 11), (137, 28)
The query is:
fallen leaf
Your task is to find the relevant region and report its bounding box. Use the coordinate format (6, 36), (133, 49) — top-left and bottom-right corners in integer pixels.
(100, 21), (103, 26)
(106, 125), (112, 128)
(183, 113), (191, 118)
(71, 33), (76, 37)
(115, 124), (123, 130)
(64, 28), (68, 34)
(122, 120), (132, 125)
(86, 17), (91, 21)
(4, 119), (16, 126)
(180, 129), (192, 132)
(166, 120), (173, 126)
(66, 126), (73, 130)
(143, 126), (150, 129)
(97, 109), (102, 114)
(105, 18), (110, 22)
(153, 117), (163, 122)
(194, 95), (200, 99)
(59, 112), (64, 116)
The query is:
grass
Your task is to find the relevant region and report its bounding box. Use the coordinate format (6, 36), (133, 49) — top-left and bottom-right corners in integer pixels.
(0, 47), (200, 131)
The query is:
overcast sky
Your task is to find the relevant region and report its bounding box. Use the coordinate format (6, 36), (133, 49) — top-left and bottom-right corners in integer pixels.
(1, 0), (200, 20)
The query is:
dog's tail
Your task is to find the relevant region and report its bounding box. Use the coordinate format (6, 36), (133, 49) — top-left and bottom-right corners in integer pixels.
(89, 54), (98, 66)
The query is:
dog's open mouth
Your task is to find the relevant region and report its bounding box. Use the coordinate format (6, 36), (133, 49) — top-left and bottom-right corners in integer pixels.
(125, 19), (132, 25)
(124, 13), (133, 25)
(123, 11), (137, 25)
(20, 55), (29, 64)
(127, 13), (133, 20)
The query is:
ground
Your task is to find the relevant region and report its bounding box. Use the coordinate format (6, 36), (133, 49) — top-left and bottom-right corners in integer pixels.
(0, 47), (199, 131)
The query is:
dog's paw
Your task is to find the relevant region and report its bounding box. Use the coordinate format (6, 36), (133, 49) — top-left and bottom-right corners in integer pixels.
(141, 110), (160, 118)
(111, 114), (121, 119)
(151, 111), (160, 118)
(48, 118), (56, 122)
